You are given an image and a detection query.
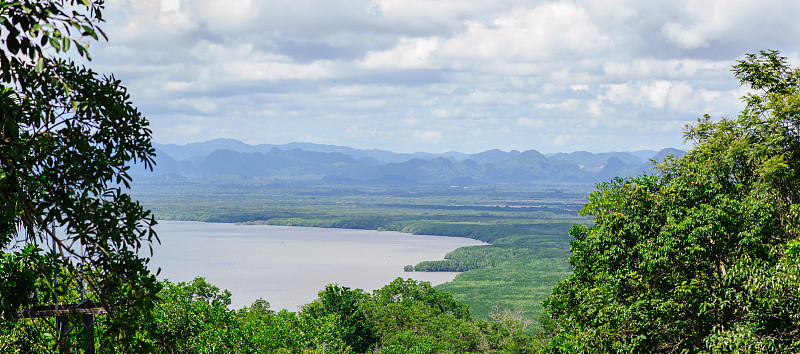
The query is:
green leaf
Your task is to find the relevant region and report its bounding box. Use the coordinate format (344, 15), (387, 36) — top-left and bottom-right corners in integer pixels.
(7, 34), (19, 53)
(34, 57), (44, 73)
(48, 36), (60, 51)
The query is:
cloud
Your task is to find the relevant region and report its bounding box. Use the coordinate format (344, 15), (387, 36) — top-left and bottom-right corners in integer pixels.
(599, 79), (739, 115)
(412, 130), (443, 144)
(169, 97), (218, 114)
(362, 37), (441, 69)
(86, 0), (800, 153)
(441, 2), (610, 63)
(465, 90), (528, 106)
(659, 0), (799, 50)
(571, 84), (589, 92)
(552, 134), (580, 147)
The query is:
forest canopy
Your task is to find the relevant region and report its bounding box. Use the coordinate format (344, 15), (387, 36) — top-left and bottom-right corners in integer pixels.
(541, 50), (800, 353)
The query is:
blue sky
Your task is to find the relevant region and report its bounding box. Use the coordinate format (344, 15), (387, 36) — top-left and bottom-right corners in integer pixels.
(88, 0), (800, 153)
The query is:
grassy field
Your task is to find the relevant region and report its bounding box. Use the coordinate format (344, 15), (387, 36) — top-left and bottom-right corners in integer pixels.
(131, 179), (591, 332)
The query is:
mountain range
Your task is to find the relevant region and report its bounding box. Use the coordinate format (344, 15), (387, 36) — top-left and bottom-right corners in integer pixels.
(136, 138), (685, 185)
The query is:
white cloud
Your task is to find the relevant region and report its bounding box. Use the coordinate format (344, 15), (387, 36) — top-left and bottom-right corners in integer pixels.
(586, 100), (603, 116)
(195, 0), (258, 31)
(362, 37), (441, 69)
(661, 22), (710, 49)
(464, 90), (527, 105)
(598, 78), (740, 117)
(571, 84), (589, 92)
(432, 108), (457, 118)
(159, 0), (180, 13)
(441, 2), (610, 63)
(87, 0), (800, 153)
(537, 99), (583, 111)
(642, 81), (671, 109)
(221, 60), (336, 82)
(412, 130), (443, 144)
(659, 0), (800, 49)
(602, 59), (729, 82)
(552, 134), (579, 147)
(169, 97), (218, 114)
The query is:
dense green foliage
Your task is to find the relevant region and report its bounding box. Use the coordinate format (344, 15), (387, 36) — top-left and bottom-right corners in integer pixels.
(1, 0), (159, 350)
(115, 277), (534, 353)
(127, 277), (350, 353)
(542, 50), (800, 352)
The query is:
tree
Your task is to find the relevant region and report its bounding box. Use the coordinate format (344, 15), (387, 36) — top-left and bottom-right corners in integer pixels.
(541, 50), (800, 353)
(147, 278), (235, 353)
(303, 284), (377, 352)
(362, 278), (537, 353)
(142, 278), (350, 353)
(1, 0), (159, 349)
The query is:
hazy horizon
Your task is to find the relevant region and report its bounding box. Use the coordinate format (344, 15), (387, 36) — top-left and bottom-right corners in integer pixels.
(153, 137), (685, 156)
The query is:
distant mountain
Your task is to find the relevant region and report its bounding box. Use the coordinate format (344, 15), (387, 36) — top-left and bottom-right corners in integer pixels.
(156, 138), (259, 161)
(140, 139), (686, 186)
(547, 151), (643, 168)
(629, 150), (659, 162)
(650, 148), (685, 164)
(153, 139), (470, 164)
(469, 149), (521, 165)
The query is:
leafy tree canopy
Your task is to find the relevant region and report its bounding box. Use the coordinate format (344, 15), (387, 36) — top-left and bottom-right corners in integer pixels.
(542, 50), (800, 353)
(0, 0), (158, 347)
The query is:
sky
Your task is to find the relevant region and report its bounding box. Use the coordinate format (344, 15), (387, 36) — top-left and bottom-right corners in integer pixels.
(86, 0), (800, 154)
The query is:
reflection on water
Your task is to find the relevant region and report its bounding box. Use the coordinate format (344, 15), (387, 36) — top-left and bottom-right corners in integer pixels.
(149, 220), (486, 310)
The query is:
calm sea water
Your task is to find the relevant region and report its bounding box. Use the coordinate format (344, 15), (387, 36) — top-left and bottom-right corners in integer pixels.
(148, 221), (485, 310)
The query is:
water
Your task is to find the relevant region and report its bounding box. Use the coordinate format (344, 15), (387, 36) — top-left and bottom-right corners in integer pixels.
(148, 220), (486, 311)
